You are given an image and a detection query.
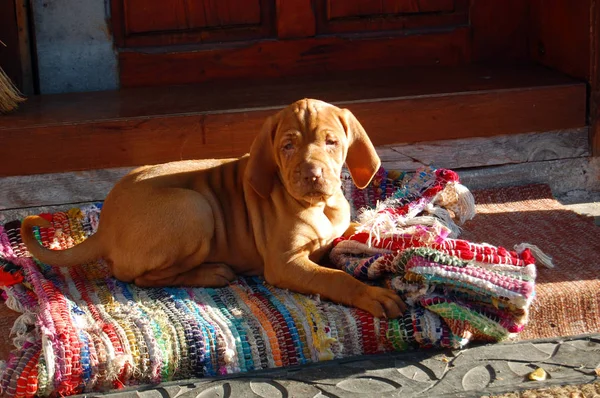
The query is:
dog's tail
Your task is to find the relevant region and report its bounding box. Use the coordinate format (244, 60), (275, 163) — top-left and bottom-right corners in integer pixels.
(20, 215), (104, 267)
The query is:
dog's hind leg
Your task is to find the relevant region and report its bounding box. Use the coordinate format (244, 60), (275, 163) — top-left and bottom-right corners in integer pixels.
(108, 188), (220, 285)
(134, 262), (236, 288)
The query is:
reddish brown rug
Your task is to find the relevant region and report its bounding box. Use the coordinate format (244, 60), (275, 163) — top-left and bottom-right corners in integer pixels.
(461, 184), (600, 340)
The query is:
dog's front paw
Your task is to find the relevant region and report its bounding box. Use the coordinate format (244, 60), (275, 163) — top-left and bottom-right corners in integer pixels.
(353, 285), (407, 319)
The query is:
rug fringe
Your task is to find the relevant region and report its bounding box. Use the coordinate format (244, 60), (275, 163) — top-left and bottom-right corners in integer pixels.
(354, 176), (475, 247)
(10, 312), (37, 349)
(433, 182), (477, 224)
(4, 291), (27, 314)
(515, 243), (555, 268)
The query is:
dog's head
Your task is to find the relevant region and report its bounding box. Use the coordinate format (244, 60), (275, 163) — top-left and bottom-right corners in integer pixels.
(245, 99), (380, 203)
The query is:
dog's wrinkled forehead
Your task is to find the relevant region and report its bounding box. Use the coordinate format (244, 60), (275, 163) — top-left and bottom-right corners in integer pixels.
(278, 99), (343, 135)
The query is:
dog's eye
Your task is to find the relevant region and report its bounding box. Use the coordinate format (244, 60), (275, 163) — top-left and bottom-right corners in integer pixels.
(326, 138), (338, 146)
(282, 142), (294, 151)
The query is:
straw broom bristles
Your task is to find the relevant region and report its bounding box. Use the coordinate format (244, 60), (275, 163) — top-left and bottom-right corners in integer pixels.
(0, 39), (26, 114)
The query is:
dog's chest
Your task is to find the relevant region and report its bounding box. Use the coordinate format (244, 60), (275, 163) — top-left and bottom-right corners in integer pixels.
(305, 206), (349, 262)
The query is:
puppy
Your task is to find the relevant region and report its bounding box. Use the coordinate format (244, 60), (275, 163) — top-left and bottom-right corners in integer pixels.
(21, 99), (406, 319)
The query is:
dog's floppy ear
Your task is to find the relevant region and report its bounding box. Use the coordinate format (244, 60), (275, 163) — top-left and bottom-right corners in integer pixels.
(339, 108), (381, 189)
(245, 114), (280, 198)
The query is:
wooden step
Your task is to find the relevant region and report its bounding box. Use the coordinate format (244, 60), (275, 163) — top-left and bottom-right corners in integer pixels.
(0, 64), (587, 177)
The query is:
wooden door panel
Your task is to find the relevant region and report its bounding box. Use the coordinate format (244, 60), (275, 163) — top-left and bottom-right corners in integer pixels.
(126, 0), (261, 33)
(417, 0), (455, 12)
(112, 0), (472, 88)
(276, 0), (316, 38)
(381, 0), (421, 14)
(119, 28), (470, 87)
(125, 0), (188, 33)
(317, 0), (466, 35)
(112, 0), (272, 47)
(187, 0), (261, 28)
(328, 0), (455, 19)
(328, 0), (383, 18)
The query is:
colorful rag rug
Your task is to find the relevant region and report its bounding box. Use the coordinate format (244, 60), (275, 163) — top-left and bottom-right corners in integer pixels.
(0, 167), (542, 397)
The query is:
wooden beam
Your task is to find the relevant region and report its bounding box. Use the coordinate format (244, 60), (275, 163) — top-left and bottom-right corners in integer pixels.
(14, 0), (34, 95)
(118, 28), (470, 88)
(0, 167), (132, 210)
(458, 157), (600, 196)
(378, 128), (590, 171)
(4, 64), (578, 129)
(346, 85), (585, 143)
(109, 0), (127, 48)
(0, 112), (269, 177)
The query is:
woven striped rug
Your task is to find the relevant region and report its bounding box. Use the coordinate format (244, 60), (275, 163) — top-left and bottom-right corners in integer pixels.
(0, 168), (539, 396)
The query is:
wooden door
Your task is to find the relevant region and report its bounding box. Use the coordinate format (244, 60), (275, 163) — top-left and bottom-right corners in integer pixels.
(111, 0), (275, 47)
(111, 0), (470, 87)
(112, 0), (467, 45)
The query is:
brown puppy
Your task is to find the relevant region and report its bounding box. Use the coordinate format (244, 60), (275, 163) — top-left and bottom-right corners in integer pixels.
(21, 99), (406, 319)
